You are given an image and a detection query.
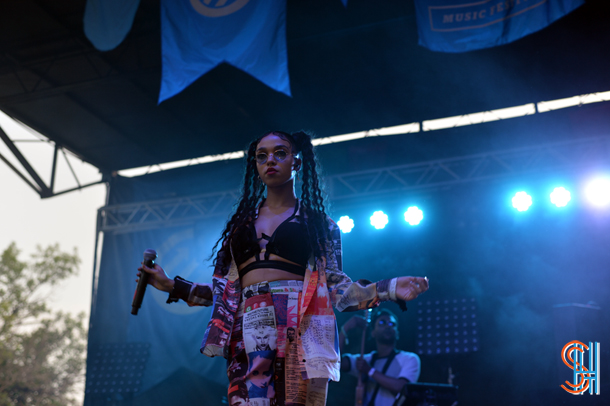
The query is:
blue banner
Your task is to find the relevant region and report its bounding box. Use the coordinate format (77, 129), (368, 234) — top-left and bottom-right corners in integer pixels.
(414, 0), (584, 53)
(160, 0), (290, 103)
(84, 0), (141, 51)
(85, 164), (236, 402)
(89, 217), (228, 395)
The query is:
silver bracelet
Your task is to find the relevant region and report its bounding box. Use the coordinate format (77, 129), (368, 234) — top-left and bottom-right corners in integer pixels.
(378, 277), (399, 301)
(368, 368), (376, 378)
(388, 277), (398, 301)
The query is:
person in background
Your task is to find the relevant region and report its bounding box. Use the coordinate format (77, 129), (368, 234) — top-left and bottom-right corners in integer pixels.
(340, 309), (420, 406)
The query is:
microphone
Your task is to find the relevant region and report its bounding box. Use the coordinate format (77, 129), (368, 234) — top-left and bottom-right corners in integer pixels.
(131, 249), (157, 315)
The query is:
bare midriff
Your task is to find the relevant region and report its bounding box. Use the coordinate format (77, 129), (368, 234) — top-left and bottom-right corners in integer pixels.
(239, 252), (305, 288)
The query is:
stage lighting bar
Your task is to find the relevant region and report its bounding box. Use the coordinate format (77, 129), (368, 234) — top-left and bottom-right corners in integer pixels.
(118, 151), (246, 178)
(102, 136), (610, 233)
(422, 103), (536, 131)
(537, 91), (610, 113)
(416, 298), (479, 356)
(312, 123), (420, 146)
(116, 124), (418, 178)
(115, 90), (610, 179)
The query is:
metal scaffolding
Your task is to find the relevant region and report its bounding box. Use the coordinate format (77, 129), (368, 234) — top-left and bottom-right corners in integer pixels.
(326, 135), (610, 201)
(98, 136), (610, 233)
(0, 124), (106, 198)
(99, 190), (240, 234)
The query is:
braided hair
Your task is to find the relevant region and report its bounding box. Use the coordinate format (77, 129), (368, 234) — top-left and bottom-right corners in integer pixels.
(212, 130), (332, 273)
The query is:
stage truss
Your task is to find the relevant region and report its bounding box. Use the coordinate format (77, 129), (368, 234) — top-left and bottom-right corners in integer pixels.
(98, 136), (610, 234)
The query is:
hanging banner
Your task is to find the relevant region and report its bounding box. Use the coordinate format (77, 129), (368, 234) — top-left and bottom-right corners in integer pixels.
(83, 0), (141, 51)
(159, 0), (290, 103)
(414, 0), (584, 53)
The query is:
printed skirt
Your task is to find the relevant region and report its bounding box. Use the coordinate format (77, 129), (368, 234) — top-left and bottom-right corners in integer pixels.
(226, 280), (328, 406)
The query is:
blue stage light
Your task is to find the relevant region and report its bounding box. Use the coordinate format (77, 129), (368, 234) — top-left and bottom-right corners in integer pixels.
(512, 191), (532, 212)
(585, 178), (610, 207)
(550, 187), (571, 207)
(337, 216), (354, 233)
(404, 206), (424, 225)
(370, 211), (389, 229)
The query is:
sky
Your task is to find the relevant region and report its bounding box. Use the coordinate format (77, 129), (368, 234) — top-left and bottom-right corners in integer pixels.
(0, 111), (106, 319)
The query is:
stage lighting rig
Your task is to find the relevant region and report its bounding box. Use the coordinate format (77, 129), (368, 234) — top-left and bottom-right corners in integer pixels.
(550, 187), (571, 207)
(404, 206), (424, 226)
(512, 191), (532, 212)
(337, 215), (355, 233)
(416, 298), (479, 356)
(370, 210), (389, 229)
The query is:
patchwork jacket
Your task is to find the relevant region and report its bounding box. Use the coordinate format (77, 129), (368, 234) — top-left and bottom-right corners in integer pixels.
(171, 217), (398, 382)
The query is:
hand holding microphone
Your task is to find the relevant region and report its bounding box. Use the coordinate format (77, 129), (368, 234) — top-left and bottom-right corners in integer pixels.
(133, 250), (175, 315)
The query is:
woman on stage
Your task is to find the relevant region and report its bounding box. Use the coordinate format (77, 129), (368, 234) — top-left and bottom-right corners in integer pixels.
(138, 130), (429, 406)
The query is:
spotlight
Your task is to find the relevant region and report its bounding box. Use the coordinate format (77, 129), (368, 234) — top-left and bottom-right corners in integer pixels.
(404, 206), (424, 225)
(337, 216), (354, 233)
(550, 187), (571, 207)
(370, 211), (388, 229)
(512, 191), (532, 212)
(585, 178), (610, 207)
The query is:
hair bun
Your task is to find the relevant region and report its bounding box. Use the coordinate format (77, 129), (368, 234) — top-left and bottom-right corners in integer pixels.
(291, 131), (312, 152)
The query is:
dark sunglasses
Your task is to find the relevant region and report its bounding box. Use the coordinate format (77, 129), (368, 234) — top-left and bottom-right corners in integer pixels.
(377, 319), (397, 327)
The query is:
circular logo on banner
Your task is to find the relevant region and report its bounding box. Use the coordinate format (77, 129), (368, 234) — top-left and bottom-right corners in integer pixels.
(190, 0), (250, 18)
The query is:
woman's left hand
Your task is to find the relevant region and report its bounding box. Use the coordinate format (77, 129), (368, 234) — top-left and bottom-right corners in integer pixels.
(395, 276), (429, 301)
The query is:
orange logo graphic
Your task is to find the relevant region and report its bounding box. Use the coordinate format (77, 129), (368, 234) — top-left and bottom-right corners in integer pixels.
(561, 340), (600, 395)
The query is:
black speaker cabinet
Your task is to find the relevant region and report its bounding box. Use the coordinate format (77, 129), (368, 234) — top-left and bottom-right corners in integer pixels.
(393, 382), (458, 406)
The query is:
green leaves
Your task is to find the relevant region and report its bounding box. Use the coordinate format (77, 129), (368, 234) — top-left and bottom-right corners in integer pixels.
(0, 243), (85, 406)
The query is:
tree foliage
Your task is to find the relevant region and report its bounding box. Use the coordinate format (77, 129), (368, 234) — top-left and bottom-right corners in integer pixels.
(0, 243), (86, 406)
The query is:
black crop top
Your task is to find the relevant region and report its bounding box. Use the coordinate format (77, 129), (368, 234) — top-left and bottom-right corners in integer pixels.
(231, 200), (312, 278)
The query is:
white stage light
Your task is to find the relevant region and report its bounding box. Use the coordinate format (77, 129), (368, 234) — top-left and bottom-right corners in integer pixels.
(337, 216), (354, 233)
(512, 191), (532, 212)
(585, 178), (610, 207)
(404, 206), (424, 225)
(550, 187), (571, 207)
(370, 211), (389, 229)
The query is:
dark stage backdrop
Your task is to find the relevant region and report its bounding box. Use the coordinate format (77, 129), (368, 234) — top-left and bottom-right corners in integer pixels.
(85, 166), (237, 406)
(86, 147), (609, 405)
